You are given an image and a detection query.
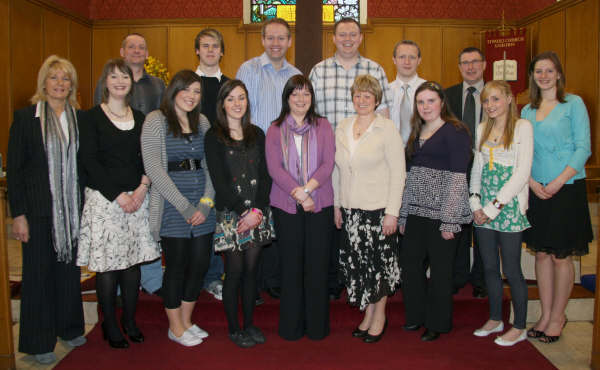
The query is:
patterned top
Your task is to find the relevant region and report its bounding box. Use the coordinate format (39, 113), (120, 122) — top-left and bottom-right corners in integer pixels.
(398, 122), (472, 232)
(236, 53), (301, 133)
(160, 132), (216, 238)
(309, 55), (392, 129)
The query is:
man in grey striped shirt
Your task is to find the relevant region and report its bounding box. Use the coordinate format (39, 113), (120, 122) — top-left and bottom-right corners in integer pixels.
(309, 17), (392, 131)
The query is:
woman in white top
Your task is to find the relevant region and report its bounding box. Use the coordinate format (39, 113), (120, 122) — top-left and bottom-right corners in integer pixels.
(469, 80), (533, 346)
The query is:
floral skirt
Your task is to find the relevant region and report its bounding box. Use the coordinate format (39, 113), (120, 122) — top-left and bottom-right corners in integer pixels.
(339, 208), (400, 310)
(77, 188), (160, 272)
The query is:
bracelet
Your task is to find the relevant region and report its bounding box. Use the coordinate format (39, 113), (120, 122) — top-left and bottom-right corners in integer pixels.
(141, 182), (150, 188)
(492, 199), (504, 210)
(303, 188), (310, 194)
(250, 208), (262, 215)
(200, 197), (214, 208)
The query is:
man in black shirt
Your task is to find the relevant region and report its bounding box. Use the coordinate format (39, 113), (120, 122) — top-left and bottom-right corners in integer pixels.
(194, 28), (230, 301)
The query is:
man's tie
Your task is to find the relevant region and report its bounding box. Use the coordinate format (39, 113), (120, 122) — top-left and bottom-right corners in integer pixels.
(463, 86), (476, 145)
(399, 84), (411, 140)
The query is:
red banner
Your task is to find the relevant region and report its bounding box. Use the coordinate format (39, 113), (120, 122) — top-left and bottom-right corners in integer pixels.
(484, 28), (527, 97)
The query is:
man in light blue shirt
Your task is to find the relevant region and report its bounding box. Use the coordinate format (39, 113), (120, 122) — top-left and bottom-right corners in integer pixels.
(236, 18), (301, 301)
(236, 18), (301, 133)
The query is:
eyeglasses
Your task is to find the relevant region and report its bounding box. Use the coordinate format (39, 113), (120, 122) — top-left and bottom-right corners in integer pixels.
(459, 59), (484, 67)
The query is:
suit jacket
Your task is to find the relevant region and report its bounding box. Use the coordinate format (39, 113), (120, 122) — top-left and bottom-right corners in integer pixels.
(445, 82), (484, 144)
(7, 105), (80, 218)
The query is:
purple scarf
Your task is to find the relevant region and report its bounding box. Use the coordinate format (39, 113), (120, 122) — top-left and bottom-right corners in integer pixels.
(280, 115), (319, 208)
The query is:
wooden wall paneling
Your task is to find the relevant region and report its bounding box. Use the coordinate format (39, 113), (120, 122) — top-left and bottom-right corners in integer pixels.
(69, 21), (92, 109)
(0, 1), (13, 366)
(322, 29), (335, 60)
(168, 26), (203, 77)
(91, 27), (128, 92)
(363, 24), (403, 82)
(536, 11), (565, 61)
(129, 26), (168, 69)
(10, 0), (43, 111)
(43, 9), (69, 59)
(405, 26), (443, 83)
(244, 29), (263, 62)
(566, 0), (599, 167)
(441, 26), (483, 88)
(0, 0), (10, 163)
(219, 25), (246, 78)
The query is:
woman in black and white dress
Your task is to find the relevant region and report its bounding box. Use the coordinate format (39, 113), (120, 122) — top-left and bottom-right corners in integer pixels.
(77, 59), (160, 349)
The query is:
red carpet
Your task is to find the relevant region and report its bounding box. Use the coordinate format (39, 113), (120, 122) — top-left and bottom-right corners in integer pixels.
(56, 286), (556, 370)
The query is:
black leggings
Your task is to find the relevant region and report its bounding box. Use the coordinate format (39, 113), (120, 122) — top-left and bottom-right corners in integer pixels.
(223, 246), (262, 333)
(96, 265), (140, 340)
(161, 234), (213, 309)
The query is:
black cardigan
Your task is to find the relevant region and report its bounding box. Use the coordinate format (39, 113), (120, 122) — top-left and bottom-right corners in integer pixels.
(78, 105), (146, 201)
(204, 126), (271, 214)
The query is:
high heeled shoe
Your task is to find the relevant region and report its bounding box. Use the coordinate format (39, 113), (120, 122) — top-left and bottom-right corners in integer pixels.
(121, 322), (144, 343)
(352, 327), (368, 338)
(363, 319), (387, 343)
(102, 323), (129, 349)
(538, 318), (568, 344)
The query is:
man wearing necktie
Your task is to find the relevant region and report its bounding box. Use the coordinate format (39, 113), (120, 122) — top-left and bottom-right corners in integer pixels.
(389, 40), (426, 144)
(445, 47), (487, 298)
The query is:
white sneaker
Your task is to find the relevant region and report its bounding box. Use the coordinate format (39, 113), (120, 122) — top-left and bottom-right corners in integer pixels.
(205, 280), (223, 300)
(187, 324), (209, 339)
(494, 330), (527, 346)
(168, 329), (202, 346)
(473, 322), (504, 337)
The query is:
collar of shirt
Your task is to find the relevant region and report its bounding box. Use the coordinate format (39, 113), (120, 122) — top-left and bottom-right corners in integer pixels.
(462, 79), (485, 96)
(393, 74), (423, 91)
(331, 54), (365, 69)
(35, 101), (67, 119)
(195, 66), (223, 81)
(259, 52), (293, 71)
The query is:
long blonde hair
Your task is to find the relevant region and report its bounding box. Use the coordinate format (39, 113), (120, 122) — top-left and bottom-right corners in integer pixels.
(30, 55), (79, 108)
(478, 80), (518, 151)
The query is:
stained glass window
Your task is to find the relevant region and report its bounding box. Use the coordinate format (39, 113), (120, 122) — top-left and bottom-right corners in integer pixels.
(250, 0), (360, 23)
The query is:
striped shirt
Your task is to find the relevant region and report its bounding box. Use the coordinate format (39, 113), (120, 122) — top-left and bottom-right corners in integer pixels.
(160, 132), (216, 238)
(141, 110), (215, 242)
(236, 53), (301, 133)
(309, 55), (392, 129)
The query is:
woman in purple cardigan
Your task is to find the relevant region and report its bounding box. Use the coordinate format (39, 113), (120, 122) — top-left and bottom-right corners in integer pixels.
(266, 75), (335, 341)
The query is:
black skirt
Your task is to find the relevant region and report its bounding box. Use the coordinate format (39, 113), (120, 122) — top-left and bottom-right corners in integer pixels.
(524, 179), (592, 258)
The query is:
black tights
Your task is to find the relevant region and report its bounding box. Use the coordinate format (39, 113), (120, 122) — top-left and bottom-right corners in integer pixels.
(161, 234), (213, 309)
(223, 246), (262, 333)
(96, 265), (140, 340)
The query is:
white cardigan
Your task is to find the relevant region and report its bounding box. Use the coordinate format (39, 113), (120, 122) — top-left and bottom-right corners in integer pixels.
(469, 118), (533, 220)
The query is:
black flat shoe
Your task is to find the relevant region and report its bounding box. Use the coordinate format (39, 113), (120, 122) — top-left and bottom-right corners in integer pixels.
(229, 330), (256, 348)
(402, 323), (422, 331)
(363, 320), (387, 343)
(352, 327), (368, 338)
(102, 323), (129, 349)
(121, 322), (144, 343)
(421, 329), (440, 342)
(472, 286), (488, 298)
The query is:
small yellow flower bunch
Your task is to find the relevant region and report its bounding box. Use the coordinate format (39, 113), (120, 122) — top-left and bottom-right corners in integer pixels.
(145, 56), (170, 85)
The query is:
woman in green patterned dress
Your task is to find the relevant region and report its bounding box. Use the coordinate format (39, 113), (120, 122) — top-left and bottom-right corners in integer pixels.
(469, 81), (533, 347)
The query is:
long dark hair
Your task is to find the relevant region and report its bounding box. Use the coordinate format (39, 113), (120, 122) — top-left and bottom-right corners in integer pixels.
(528, 51), (566, 109)
(160, 70), (203, 137)
(406, 81), (467, 159)
(273, 74), (322, 126)
(213, 79), (256, 145)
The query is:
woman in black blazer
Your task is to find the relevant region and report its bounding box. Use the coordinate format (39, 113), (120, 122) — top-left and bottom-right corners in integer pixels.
(7, 55), (85, 365)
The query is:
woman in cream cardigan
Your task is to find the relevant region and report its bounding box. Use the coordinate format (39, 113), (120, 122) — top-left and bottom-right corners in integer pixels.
(469, 80), (533, 346)
(333, 74), (405, 343)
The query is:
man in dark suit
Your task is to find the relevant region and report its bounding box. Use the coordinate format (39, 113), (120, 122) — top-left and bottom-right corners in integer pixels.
(444, 46), (487, 298)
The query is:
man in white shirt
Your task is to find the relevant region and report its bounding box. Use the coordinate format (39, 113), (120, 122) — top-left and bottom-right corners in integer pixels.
(389, 40), (426, 143)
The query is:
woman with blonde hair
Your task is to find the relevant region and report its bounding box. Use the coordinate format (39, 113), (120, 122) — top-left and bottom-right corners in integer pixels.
(334, 74), (405, 343)
(469, 80), (533, 346)
(8, 55), (85, 364)
(521, 51), (592, 343)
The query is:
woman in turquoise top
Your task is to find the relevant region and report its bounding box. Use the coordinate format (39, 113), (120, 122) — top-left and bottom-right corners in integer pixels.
(469, 81), (533, 347)
(521, 51), (592, 344)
